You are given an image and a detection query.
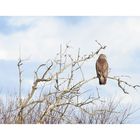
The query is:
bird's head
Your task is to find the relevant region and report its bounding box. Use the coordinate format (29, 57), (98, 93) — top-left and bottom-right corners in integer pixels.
(99, 54), (107, 59)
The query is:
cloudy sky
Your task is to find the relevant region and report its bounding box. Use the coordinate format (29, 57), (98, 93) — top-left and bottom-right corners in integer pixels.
(0, 16), (140, 123)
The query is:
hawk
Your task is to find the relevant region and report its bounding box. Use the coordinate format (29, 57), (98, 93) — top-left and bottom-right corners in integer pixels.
(96, 54), (108, 85)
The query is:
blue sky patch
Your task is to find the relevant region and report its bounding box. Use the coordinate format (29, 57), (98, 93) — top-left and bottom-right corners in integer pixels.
(0, 16), (31, 35)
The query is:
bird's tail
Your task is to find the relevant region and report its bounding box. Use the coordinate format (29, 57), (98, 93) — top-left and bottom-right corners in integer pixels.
(99, 76), (106, 85)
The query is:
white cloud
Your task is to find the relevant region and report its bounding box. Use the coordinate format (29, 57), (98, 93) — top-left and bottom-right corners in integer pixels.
(0, 17), (139, 63)
(0, 16), (140, 104)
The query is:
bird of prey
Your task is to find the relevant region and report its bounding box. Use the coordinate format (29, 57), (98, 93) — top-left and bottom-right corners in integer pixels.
(96, 54), (108, 85)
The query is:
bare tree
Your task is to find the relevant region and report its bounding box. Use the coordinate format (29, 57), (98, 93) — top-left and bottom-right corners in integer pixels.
(0, 40), (139, 124)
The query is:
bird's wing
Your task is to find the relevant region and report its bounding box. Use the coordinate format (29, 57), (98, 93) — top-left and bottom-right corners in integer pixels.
(96, 60), (102, 77)
(103, 60), (108, 78)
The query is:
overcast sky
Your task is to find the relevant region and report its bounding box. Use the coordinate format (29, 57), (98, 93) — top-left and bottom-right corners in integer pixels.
(0, 16), (140, 123)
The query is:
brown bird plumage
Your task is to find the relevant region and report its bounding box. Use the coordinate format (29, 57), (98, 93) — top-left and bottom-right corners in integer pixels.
(96, 54), (108, 85)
